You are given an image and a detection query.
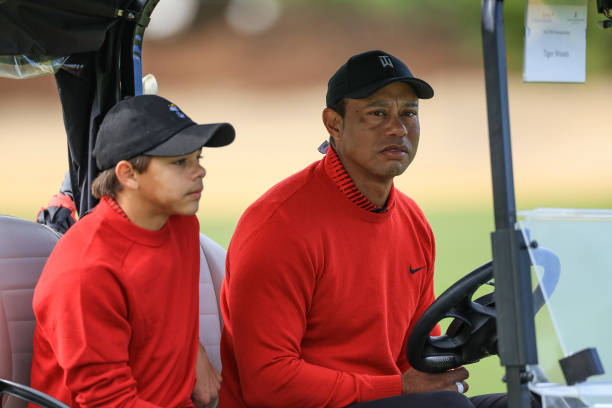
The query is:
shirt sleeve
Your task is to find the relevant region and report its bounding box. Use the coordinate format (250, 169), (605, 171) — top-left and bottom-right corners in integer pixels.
(34, 264), (164, 408)
(226, 220), (401, 408)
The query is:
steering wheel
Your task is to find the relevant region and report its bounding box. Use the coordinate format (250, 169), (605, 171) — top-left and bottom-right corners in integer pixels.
(407, 261), (497, 373)
(0, 378), (70, 408)
(407, 244), (560, 374)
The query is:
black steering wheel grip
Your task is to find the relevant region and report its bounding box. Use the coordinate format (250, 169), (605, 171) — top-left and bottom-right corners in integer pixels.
(0, 379), (69, 408)
(407, 261), (497, 373)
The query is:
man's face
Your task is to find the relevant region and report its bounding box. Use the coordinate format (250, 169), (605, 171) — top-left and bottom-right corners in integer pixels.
(330, 82), (420, 185)
(135, 149), (206, 217)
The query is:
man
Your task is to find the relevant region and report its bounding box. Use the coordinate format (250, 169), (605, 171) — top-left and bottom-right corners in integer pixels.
(31, 95), (235, 407)
(218, 50), (471, 408)
(219, 50), (539, 408)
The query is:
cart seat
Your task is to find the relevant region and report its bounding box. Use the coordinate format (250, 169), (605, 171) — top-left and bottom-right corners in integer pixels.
(0, 216), (60, 407)
(198, 233), (226, 372)
(0, 214), (226, 406)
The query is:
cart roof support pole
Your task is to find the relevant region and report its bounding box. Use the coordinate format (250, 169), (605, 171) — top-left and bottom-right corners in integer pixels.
(481, 1), (539, 407)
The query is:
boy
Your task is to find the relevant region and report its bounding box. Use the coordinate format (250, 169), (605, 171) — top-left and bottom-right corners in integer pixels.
(31, 95), (235, 407)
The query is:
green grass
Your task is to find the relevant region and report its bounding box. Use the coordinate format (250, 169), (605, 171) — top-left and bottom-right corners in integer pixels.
(198, 217), (240, 249)
(426, 207), (504, 395)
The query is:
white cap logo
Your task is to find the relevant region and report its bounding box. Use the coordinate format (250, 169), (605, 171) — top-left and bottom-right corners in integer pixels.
(168, 104), (186, 119)
(379, 55), (394, 68)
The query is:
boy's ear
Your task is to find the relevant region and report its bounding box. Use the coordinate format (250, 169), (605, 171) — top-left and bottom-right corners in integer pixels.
(115, 160), (139, 190)
(322, 108), (343, 145)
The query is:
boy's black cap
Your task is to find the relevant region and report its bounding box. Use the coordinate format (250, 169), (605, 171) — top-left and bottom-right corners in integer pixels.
(326, 50), (434, 107)
(93, 95), (235, 171)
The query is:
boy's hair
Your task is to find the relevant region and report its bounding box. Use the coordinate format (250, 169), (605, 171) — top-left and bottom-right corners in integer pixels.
(91, 156), (152, 199)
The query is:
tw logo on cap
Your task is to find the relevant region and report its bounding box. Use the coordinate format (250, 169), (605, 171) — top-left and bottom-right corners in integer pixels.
(168, 104), (186, 119)
(378, 55), (394, 68)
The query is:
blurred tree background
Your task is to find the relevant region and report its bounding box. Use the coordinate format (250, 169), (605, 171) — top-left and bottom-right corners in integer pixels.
(297, 0), (611, 72)
(169, 0), (610, 76)
(128, 0), (612, 99)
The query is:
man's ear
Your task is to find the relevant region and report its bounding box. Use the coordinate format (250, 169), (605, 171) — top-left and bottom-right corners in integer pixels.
(322, 108), (343, 144)
(115, 160), (139, 190)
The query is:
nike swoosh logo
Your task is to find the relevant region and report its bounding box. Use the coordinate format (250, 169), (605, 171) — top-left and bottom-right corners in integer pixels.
(410, 266), (425, 274)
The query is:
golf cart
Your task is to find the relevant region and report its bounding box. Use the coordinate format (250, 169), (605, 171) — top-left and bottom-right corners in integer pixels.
(0, 0), (611, 407)
(407, 1), (612, 407)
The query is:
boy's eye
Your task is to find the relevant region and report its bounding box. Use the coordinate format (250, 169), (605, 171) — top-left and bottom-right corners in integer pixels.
(173, 158), (187, 166)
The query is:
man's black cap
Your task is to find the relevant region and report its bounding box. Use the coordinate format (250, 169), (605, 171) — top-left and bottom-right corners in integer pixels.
(93, 95), (235, 171)
(326, 50), (434, 107)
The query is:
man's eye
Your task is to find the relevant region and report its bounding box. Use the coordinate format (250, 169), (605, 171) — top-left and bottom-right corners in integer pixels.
(370, 111), (385, 117)
(402, 111), (417, 117)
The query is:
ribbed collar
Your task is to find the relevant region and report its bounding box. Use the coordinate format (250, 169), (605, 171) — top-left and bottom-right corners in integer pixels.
(106, 196), (129, 219)
(324, 146), (389, 213)
(96, 196), (171, 247)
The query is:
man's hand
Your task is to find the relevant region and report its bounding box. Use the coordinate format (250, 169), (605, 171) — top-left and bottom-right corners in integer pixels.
(401, 366), (469, 395)
(192, 343), (222, 408)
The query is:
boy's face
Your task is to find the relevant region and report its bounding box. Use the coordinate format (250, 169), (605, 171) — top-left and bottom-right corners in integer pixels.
(135, 149), (206, 217)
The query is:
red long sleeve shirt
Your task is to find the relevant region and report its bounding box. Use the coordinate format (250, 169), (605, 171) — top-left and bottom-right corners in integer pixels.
(219, 149), (438, 407)
(31, 197), (200, 407)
